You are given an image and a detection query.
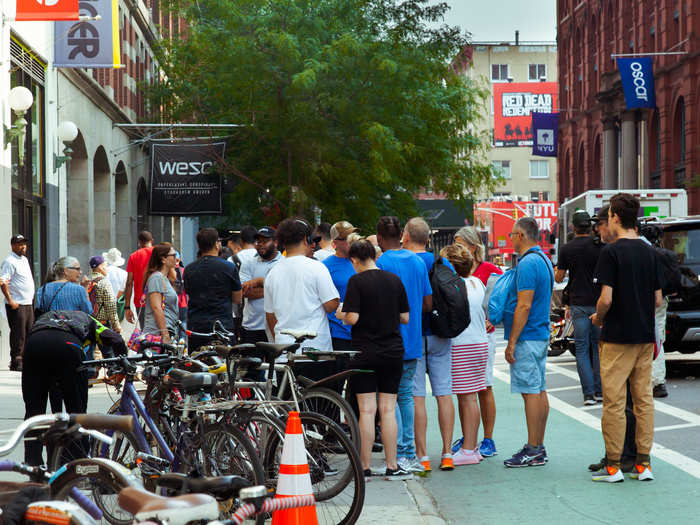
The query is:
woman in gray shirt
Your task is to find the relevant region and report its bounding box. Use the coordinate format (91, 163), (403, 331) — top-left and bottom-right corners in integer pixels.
(142, 243), (180, 343)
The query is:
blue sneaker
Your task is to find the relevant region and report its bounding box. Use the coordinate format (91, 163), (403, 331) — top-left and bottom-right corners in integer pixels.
(541, 445), (548, 463)
(478, 438), (498, 457)
(451, 437), (464, 454)
(504, 445), (544, 468)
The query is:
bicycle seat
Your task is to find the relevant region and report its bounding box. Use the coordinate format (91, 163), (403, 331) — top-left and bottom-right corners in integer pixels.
(255, 342), (299, 361)
(280, 329), (317, 342)
(155, 473), (251, 500)
(118, 487), (218, 525)
(180, 372), (218, 394)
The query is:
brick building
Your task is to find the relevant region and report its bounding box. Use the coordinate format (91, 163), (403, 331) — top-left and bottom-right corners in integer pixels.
(557, 0), (700, 211)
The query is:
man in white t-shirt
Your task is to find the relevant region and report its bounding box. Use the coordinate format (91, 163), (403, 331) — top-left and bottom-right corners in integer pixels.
(229, 226), (258, 269)
(240, 226), (283, 344)
(0, 235), (35, 371)
(102, 248), (128, 300)
(264, 218), (339, 355)
(312, 222), (334, 261)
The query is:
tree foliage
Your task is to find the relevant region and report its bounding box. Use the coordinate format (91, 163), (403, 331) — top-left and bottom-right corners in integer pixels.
(151, 0), (494, 229)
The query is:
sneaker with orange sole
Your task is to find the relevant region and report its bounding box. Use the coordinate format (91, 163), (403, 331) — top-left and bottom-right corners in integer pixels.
(440, 454), (454, 471)
(419, 456), (432, 472)
(591, 465), (624, 483)
(630, 463), (654, 481)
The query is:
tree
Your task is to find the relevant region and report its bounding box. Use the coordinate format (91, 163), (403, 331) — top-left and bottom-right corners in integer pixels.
(151, 0), (495, 229)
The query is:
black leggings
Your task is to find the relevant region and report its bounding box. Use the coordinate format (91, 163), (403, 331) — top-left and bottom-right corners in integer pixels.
(22, 329), (88, 465)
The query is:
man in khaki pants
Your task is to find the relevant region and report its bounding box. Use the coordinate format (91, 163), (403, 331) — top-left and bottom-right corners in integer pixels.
(591, 193), (663, 483)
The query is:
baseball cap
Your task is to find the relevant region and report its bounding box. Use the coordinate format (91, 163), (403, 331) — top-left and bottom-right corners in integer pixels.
(330, 221), (358, 241)
(255, 226), (276, 239)
(10, 234), (27, 244)
(592, 205), (610, 223)
(89, 255), (105, 269)
(572, 210), (592, 227)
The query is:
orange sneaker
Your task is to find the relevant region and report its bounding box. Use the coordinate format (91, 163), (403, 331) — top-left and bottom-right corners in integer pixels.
(591, 465), (624, 483)
(419, 457), (432, 472)
(630, 463), (654, 481)
(440, 455), (454, 471)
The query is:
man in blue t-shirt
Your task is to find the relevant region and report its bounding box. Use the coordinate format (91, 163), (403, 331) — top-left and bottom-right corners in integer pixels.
(402, 217), (455, 473)
(503, 217), (554, 468)
(376, 216), (432, 473)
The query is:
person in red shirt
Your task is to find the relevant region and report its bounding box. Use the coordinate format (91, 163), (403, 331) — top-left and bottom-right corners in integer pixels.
(453, 226), (503, 458)
(124, 231), (154, 328)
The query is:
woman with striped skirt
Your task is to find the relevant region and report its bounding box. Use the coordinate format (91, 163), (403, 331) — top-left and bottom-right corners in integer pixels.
(440, 244), (489, 466)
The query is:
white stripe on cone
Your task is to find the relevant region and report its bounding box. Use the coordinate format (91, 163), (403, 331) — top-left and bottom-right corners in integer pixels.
(280, 433), (307, 466)
(276, 472), (314, 496)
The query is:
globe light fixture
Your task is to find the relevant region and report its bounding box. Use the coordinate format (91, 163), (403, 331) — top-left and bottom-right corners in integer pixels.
(4, 86), (34, 166)
(54, 121), (79, 171)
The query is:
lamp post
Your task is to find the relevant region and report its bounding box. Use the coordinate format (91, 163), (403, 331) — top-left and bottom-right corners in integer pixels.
(4, 86), (34, 166)
(54, 121), (79, 171)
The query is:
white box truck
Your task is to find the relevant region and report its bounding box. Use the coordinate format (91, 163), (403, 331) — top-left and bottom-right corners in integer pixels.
(553, 189), (688, 264)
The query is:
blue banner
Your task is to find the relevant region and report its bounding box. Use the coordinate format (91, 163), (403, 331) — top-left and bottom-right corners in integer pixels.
(531, 112), (559, 157)
(617, 57), (656, 109)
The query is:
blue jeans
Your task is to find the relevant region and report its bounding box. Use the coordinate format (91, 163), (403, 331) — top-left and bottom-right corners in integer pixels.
(571, 305), (601, 396)
(395, 359), (417, 459)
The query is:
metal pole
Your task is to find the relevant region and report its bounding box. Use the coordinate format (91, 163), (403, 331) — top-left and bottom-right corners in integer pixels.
(610, 52), (688, 57)
(113, 123), (244, 128)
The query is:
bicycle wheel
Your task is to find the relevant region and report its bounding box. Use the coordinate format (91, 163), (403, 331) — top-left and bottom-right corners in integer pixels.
(301, 387), (360, 448)
(263, 412), (365, 525)
(200, 422), (265, 485)
(238, 412), (286, 489)
(49, 457), (141, 525)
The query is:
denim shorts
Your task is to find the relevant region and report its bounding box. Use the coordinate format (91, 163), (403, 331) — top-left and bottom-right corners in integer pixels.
(510, 340), (548, 394)
(414, 335), (452, 397)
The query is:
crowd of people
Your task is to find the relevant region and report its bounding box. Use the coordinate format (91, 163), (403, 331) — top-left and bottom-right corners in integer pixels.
(0, 192), (665, 482)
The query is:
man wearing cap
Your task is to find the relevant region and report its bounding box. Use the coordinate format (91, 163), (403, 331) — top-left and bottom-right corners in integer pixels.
(102, 248), (127, 303)
(87, 255), (122, 334)
(555, 210), (603, 406)
(313, 223), (334, 261)
(1, 235), (35, 371)
(239, 227), (283, 344)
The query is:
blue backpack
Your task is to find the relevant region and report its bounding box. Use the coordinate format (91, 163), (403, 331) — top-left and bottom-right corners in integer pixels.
(488, 269), (518, 325)
(488, 250), (554, 325)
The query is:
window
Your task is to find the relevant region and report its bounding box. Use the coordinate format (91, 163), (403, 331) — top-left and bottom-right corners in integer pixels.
(528, 64), (546, 81)
(493, 192), (511, 197)
(492, 160), (511, 179)
(491, 64), (509, 81)
(530, 191), (549, 201)
(529, 160), (549, 179)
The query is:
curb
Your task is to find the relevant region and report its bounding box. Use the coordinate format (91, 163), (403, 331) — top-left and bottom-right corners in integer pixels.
(405, 478), (448, 524)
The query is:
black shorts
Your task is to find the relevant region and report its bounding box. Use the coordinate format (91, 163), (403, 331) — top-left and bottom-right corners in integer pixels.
(349, 353), (403, 395)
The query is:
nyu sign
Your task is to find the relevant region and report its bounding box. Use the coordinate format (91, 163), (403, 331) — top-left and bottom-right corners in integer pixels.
(531, 112), (559, 158)
(617, 57), (656, 109)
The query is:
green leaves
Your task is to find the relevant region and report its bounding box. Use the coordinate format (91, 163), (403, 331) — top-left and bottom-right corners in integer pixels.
(150, 0), (495, 229)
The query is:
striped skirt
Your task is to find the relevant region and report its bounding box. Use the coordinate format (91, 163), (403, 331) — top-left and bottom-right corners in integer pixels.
(452, 342), (489, 394)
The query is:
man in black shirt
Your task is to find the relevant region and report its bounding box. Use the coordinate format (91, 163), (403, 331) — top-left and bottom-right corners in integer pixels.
(556, 211), (602, 406)
(590, 194), (663, 483)
(184, 228), (242, 350)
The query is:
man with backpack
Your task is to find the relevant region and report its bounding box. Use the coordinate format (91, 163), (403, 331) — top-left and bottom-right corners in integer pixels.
(376, 216), (433, 474)
(503, 217), (554, 468)
(87, 255), (121, 334)
(402, 217), (460, 472)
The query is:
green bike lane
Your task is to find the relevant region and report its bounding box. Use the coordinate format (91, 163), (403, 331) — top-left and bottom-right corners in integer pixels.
(417, 373), (700, 525)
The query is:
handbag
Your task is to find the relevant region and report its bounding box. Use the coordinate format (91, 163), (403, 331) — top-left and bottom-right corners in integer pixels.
(34, 282), (69, 320)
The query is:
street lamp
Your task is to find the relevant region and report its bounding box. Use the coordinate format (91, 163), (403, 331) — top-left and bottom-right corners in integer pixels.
(4, 86), (34, 166)
(54, 120), (79, 171)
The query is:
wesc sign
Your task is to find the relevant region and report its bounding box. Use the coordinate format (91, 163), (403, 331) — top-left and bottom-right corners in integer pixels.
(149, 142), (226, 215)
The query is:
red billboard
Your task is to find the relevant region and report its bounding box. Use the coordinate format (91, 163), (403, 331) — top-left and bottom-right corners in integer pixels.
(474, 200), (558, 262)
(493, 82), (558, 147)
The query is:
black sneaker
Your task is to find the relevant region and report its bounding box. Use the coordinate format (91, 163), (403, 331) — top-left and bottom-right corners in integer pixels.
(621, 458), (635, 473)
(385, 467), (413, 481)
(584, 394), (596, 406)
(588, 457), (607, 472)
(653, 384), (668, 398)
(363, 469), (372, 481)
(372, 442), (384, 453)
(594, 392), (604, 402)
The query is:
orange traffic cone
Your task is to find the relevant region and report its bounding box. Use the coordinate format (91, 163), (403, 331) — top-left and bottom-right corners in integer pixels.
(271, 411), (318, 525)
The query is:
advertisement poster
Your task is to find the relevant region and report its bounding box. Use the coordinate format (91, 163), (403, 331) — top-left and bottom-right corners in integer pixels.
(493, 82), (558, 147)
(149, 142), (226, 215)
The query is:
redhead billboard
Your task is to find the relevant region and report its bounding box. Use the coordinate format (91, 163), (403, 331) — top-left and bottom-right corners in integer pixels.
(493, 82), (558, 147)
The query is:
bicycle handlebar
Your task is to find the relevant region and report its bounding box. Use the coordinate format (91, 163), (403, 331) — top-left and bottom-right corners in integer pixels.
(73, 414), (134, 434)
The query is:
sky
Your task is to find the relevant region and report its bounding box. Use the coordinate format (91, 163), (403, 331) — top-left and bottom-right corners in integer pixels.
(432, 0), (557, 43)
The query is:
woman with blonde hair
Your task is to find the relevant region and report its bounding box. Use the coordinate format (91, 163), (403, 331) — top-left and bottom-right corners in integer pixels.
(440, 243), (489, 465)
(452, 226), (503, 457)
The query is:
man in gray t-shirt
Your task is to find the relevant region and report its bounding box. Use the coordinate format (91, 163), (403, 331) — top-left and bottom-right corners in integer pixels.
(240, 227), (283, 344)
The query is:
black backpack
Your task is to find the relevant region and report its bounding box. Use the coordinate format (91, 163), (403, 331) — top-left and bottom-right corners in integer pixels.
(31, 310), (93, 343)
(428, 257), (470, 338)
(655, 247), (682, 296)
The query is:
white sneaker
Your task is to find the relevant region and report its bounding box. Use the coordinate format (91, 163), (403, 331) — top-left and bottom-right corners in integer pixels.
(398, 457), (425, 473)
(630, 464), (654, 481)
(591, 466), (624, 483)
